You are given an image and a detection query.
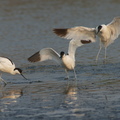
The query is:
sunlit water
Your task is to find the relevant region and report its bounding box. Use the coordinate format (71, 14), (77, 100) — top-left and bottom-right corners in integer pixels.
(0, 0), (120, 119)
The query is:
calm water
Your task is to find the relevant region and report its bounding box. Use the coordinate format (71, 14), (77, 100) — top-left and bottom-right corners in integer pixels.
(0, 0), (120, 119)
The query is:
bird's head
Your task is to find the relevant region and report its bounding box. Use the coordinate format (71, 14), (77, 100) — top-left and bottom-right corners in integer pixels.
(14, 68), (27, 80)
(96, 24), (106, 34)
(60, 51), (65, 58)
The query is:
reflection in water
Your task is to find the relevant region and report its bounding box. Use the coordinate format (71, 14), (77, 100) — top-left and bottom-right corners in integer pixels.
(0, 86), (23, 113)
(1, 89), (23, 100)
(63, 83), (85, 118)
(64, 84), (78, 100)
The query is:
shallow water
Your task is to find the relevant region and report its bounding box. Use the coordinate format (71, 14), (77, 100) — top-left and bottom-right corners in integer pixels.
(0, 0), (120, 119)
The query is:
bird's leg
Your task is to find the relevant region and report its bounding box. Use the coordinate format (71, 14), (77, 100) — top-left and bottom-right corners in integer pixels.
(64, 69), (69, 80)
(73, 68), (77, 80)
(73, 68), (77, 87)
(0, 73), (7, 86)
(104, 47), (107, 63)
(96, 40), (102, 62)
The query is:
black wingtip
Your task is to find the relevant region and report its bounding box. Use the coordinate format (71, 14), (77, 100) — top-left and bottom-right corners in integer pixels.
(81, 40), (91, 44)
(28, 52), (40, 62)
(53, 28), (68, 37)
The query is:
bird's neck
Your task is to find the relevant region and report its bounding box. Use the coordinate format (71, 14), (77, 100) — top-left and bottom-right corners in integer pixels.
(68, 40), (83, 59)
(10, 71), (16, 75)
(68, 43), (78, 59)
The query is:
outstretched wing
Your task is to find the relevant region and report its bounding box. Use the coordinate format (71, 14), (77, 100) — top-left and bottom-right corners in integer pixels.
(28, 48), (62, 65)
(53, 26), (96, 43)
(108, 16), (120, 40)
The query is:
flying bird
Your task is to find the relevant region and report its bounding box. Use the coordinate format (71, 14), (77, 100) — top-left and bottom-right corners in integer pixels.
(28, 39), (92, 80)
(53, 26), (96, 43)
(96, 16), (120, 61)
(0, 57), (27, 86)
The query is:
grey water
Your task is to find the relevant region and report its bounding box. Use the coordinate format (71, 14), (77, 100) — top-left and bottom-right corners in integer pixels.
(0, 0), (120, 119)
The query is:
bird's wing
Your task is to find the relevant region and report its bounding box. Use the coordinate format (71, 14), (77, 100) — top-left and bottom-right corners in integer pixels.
(108, 17), (120, 40)
(0, 57), (15, 68)
(53, 26), (96, 43)
(28, 48), (62, 65)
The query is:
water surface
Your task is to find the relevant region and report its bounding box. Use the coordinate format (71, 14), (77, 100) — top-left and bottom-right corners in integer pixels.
(0, 0), (120, 119)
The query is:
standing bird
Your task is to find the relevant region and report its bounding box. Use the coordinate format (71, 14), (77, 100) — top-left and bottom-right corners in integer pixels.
(0, 57), (27, 85)
(28, 26), (96, 79)
(96, 16), (120, 61)
(28, 39), (93, 80)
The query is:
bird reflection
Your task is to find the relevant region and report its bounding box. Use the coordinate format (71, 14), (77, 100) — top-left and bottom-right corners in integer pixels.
(0, 88), (23, 113)
(64, 83), (78, 101)
(0, 87), (23, 106)
(65, 86), (77, 95)
(63, 83), (85, 118)
(1, 90), (23, 99)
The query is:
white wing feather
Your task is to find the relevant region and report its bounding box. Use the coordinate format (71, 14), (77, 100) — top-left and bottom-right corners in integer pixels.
(28, 48), (62, 65)
(0, 57), (15, 73)
(107, 16), (120, 40)
(40, 48), (61, 64)
(54, 26), (96, 43)
(0, 57), (15, 67)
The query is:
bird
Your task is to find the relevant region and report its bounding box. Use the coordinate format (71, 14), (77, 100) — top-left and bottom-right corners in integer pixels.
(28, 28), (96, 79)
(0, 57), (27, 85)
(95, 16), (120, 61)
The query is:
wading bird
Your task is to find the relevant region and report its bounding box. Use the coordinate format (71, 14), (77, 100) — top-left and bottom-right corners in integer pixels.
(28, 27), (96, 79)
(96, 16), (120, 61)
(0, 57), (27, 85)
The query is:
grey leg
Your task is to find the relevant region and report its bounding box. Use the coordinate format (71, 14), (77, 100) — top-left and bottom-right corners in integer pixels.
(103, 47), (107, 64)
(0, 73), (7, 86)
(104, 47), (107, 60)
(96, 40), (102, 62)
(64, 69), (69, 80)
(73, 68), (77, 87)
(73, 68), (77, 80)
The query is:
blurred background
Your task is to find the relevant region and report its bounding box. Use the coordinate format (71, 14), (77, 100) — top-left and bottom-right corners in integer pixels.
(0, 0), (120, 67)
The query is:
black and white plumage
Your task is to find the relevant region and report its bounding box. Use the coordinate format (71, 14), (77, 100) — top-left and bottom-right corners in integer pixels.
(28, 39), (91, 79)
(53, 26), (96, 43)
(0, 57), (27, 85)
(96, 16), (120, 61)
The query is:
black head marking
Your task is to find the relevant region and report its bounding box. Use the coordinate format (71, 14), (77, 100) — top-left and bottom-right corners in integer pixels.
(14, 68), (27, 80)
(97, 25), (102, 33)
(14, 68), (22, 74)
(60, 51), (65, 58)
(98, 25), (102, 30)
